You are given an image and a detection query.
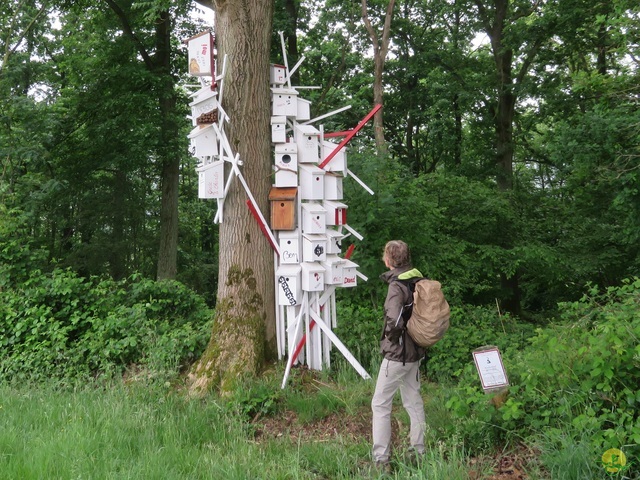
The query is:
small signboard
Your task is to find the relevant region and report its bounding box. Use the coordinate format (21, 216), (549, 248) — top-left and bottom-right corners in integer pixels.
(472, 346), (509, 392)
(186, 31), (215, 76)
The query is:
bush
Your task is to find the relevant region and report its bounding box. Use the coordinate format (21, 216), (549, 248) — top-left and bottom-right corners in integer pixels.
(444, 278), (640, 458)
(0, 269), (213, 382)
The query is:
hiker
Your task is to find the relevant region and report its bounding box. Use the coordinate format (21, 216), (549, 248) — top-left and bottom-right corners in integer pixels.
(371, 240), (426, 470)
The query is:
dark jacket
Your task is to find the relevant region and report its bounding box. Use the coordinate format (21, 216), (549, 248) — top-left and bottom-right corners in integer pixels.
(379, 266), (426, 363)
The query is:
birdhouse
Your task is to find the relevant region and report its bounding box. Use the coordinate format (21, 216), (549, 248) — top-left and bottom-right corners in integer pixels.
(323, 255), (344, 285)
(324, 172), (343, 200)
(341, 260), (359, 288)
(301, 262), (325, 292)
(278, 231), (300, 264)
(188, 124), (218, 158)
(275, 168), (298, 188)
(196, 161), (224, 199)
(322, 140), (347, 174)
(294, 124), (320, 164)
(189, 87), (218, 126)
(324, 228), (344, 255)
(186, 31), (215, 77)
(269, 187), (297, 231)
(270, 64), (287, 85)
(302, 234), (327, 262)
(276, 265), (301, 306)
(271, 116), (287, 143)
(272, 88), (298, 117)
(297, 98), (311, 121)
(301, 203), (326, 234)
(299, 165), (325, 200)
(324, 200), (347, 226)
(274, 143), (298, 172)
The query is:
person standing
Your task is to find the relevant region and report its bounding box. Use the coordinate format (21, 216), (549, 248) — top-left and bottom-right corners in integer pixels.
(371, 240), (426, 470)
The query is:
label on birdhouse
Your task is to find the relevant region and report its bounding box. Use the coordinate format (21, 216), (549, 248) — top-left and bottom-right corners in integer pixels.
(187, 31), (215, 77)
(473, 346), (509, 392)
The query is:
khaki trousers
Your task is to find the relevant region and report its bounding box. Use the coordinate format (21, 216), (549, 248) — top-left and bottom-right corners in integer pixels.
(371, 359), (426, 463)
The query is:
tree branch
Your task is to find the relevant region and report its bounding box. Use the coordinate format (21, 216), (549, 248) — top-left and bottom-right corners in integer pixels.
(102, 0), (155, 70)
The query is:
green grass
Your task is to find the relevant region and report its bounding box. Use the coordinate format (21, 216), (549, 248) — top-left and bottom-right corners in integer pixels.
(0, 365), (486, 480)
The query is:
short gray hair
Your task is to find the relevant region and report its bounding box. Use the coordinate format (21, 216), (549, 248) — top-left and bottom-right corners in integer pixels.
(383, 240), (411, 268)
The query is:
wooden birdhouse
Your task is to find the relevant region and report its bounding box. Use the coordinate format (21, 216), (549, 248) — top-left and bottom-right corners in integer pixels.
(274, 143), (298, 172)
(324, 172), (343, 200)
(324, 228), (344, 255)
(188, 124), (218, 158)
(297, 98), (311, 121)
(276, 265), (301, 306)
(322, 140), (347, 174)
(302, 234), (327, 262)
(189, 87), (217, 126)
(272, 88), (298, 117)
(271, 116), (287, 143)
(301, 203), (326, 234)
(278, 231), (300, 264)
(324, 200), (347, 226)
(323, 255), (344, 285)
(301, 262), (325, 292)
(196, 161), (224, 199)
(186, 31), (215, 77)
(294, 124), (320, 164)
(299, 165), (325, 200)
(341, 259), (359, 288)
(269, 187), (298, 231)
(270, 64), (287, 85)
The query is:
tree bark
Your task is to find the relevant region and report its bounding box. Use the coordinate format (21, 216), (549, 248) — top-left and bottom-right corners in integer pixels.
(361, 0), (395, 153)
(189, 0), (276, 394)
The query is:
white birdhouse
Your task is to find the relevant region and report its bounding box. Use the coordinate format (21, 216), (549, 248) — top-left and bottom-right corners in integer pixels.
(297, 98), (311, 121)
(324, 172), (343, 200)
(299, 165), (325, 200)
(324, 200), (348, 226)
(272, 88), (298, 117)
(188, 124), (218, 158)
(341, 259), (359, 288)
(274, 143), (298, 172)
(196, 161), (224, 199)
(294, 124), (320, 164)
(278, 231), (300, 264)
(322, 140), (347, 174)
(276, 265), (301, 306)
(186, 31), (215, 77)
(324, 229), (344, 255)
(189, 87), (218, 126)
(301, 262), (325, 292)
(271, 116), (287, 143)
(301, 203), (326, 234)
(323, 255), (345, 285)
(270, 64), (287, 85)
(275, 169), (298, 188)
(302, 234), (327, 262)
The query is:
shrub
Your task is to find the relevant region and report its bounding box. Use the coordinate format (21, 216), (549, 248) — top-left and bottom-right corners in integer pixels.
(0, 269), (213, 382)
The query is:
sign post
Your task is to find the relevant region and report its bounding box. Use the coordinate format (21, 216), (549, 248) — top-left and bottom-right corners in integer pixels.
(472, 346), (509, 393)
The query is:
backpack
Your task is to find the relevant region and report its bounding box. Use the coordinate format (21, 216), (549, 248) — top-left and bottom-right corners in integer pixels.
(401, 278), (450, 347)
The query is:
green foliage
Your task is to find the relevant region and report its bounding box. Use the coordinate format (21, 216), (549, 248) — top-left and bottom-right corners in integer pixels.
(444, 279), (640, 459)
(425, 305), (537, 382)
(0, 269), (213, 382)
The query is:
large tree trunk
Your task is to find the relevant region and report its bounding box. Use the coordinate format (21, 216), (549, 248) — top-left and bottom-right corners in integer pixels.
(189, 0), (276, 394)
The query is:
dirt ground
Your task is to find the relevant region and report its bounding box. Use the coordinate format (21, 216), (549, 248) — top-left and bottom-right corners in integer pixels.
(252, 407), (534, 479)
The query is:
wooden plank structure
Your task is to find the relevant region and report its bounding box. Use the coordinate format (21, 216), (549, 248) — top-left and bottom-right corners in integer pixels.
(185, 29), (379, 388)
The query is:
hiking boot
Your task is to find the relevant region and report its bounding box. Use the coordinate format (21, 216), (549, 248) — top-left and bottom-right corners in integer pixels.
(373, 460), (393, 476)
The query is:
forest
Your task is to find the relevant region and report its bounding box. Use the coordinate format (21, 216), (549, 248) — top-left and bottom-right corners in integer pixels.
(1, 0), (639, 478)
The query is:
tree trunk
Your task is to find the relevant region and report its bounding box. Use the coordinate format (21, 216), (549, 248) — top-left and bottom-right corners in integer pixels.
(361, 0), (395, 153)
(155, 10), (180, 281)
(189, 0), (276, 394)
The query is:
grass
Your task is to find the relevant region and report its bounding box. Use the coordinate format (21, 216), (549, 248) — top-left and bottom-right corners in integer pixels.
(0, 363), (488, 480)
